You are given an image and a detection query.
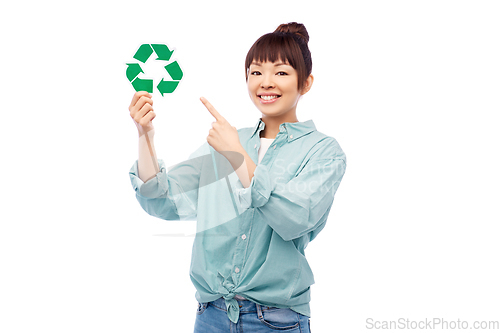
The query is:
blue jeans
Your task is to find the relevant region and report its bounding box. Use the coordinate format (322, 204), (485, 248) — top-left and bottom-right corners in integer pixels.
(194, 297), (311, 332)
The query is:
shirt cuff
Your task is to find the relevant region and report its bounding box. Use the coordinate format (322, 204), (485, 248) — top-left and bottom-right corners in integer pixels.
(234, 163), (273, 209)
(129, 159), (168, 198)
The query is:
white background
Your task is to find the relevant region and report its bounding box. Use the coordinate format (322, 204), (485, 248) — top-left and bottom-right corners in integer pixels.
(1, 0), (499, 332)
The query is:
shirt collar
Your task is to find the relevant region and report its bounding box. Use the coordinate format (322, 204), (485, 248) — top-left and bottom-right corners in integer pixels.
(251, 118), (316, 142)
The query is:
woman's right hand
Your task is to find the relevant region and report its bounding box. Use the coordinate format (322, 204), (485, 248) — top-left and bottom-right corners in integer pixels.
(129, 91), (156, 136)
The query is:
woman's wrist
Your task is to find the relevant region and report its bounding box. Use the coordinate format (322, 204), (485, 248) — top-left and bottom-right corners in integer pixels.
(137, 123), (155, 138)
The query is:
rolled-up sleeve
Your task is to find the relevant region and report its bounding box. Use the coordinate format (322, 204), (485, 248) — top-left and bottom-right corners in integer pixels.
(234, 163), (273, 210)
(129, 159), (182, 220)
(129, 143), (209, 221)
(237, 154), (346, 241)
(130, 159), (170, 199)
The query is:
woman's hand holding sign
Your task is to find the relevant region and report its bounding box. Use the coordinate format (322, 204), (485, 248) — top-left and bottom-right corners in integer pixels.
(200, 97), (256, 188)
(129, 91), (156, 136)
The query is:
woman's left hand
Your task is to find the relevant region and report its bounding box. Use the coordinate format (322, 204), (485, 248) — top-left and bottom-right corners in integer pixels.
(201, 97), (242, 154)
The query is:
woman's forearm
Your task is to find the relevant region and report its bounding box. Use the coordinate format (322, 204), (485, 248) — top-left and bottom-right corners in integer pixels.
(138, 130), (160, 183)
(226, 147), (256, 188)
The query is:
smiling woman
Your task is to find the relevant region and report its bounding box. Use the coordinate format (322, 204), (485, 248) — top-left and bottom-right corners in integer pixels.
(247, 61), (313, 137)
(244, 23), (315, 140)
(128, 22), (347, 333)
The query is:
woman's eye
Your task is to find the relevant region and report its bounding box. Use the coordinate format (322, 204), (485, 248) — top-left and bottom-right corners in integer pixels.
(251, 71), (261, 75)
(276, 72), (288, 76)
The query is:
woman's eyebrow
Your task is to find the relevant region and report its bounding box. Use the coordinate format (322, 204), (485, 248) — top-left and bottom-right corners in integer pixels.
(250, 62), (290, 67)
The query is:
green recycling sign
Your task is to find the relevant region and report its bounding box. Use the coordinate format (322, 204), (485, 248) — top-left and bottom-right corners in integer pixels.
(126, 43), (183, 96)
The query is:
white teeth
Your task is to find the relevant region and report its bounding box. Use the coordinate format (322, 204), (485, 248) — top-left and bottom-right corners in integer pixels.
(260, 95), (278, 100)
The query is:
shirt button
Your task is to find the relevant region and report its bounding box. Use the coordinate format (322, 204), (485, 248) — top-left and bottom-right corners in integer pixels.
(254, 144), (257, 149)
(273, 145), (276, 149)
(235, 267), (240, 273)
(241, 234), (247, 240)
(289, 135), (293, 139)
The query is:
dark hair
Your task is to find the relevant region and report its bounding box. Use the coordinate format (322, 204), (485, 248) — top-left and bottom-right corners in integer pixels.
(245, 22), (312, 91)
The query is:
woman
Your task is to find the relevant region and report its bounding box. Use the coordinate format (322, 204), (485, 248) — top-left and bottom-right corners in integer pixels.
(128, 22), (346, 332)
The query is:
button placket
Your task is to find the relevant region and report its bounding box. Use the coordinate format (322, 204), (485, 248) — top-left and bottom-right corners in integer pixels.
(232, 215), (250, 284)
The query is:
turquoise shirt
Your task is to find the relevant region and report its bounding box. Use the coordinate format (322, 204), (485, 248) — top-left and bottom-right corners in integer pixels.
(129, 118), (346, 324)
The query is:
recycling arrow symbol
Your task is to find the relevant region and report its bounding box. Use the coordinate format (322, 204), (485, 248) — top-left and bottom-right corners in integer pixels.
(126, 43), (183, 96)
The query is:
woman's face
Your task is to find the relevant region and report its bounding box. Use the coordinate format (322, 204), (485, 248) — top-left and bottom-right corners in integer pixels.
(247, 60), (303, 120)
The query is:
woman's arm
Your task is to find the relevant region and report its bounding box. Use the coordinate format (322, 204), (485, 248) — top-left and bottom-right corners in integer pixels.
(226, 147), (256, 188)
(199, 97), (257, 188)
(137, 129), (159, 182)
(128, 91), (203, 222)
(129, 91), (159, 182)
(234, 138), (347, 241)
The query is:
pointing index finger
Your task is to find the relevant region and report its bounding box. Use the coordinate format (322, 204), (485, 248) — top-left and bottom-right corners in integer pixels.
(200, 97), (224, 121)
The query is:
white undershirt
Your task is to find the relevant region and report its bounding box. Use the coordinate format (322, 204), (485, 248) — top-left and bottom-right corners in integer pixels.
(258, 137), (275, 164)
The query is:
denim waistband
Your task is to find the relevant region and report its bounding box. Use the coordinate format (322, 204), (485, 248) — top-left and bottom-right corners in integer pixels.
(208, 297), (278, 313)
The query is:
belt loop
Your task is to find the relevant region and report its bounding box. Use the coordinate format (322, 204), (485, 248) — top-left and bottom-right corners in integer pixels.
(256, 303), (263, 319)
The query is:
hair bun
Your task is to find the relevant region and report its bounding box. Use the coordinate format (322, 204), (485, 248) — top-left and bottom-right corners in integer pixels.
(274, 22), (309, 43)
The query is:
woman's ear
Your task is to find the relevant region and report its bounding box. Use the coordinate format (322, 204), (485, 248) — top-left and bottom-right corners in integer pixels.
(301, 74), (314, 95)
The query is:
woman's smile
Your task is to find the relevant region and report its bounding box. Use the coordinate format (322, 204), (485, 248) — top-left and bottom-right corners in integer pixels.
(258, 93), (282, 104)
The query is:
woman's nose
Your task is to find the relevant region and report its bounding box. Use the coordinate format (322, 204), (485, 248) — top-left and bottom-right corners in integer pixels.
(260, 75), (275, 89)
